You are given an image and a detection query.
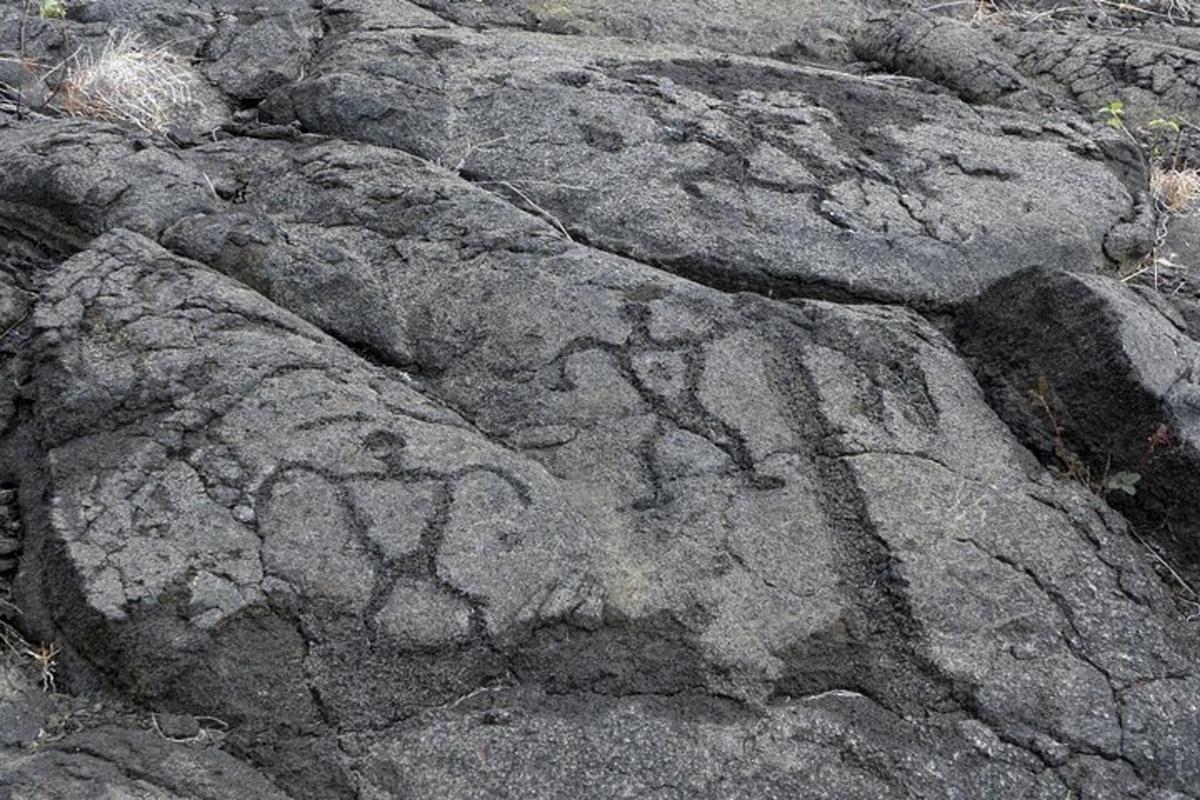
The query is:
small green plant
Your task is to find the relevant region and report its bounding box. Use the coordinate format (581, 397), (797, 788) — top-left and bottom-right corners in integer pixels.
(1104, 470), (1141, 496)
(1098, 99), (1127, 129)
(1097, 99), (1149, 173)
(1147, 116), (1182, 135)
(1146, 115), (1184, 160)
(39, 0), (66, 19)
(1144, 114), (1186, 162)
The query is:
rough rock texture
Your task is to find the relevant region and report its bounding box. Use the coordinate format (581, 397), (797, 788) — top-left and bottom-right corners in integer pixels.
(258, 3), (1142, 306)
(1, 1), (1199, 798)
(958, 268), (1200, 586)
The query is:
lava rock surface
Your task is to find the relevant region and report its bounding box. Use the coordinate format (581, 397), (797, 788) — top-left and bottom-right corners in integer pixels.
(1, 1), (1199, 798)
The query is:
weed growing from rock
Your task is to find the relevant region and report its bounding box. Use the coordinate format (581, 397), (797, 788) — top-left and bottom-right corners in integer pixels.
(1101, 108), (1200, 290)
(1027, 381), (1199, 616)
(1028, 376), (1143, 497)
(1097, 99), (1127, 130)
(1145, 116), (1200, 215)
(1, 612), (60, 693)
(60, 31), (197, 133)
(38, 0), (65, 20)
(1150, 165), (1200, 214)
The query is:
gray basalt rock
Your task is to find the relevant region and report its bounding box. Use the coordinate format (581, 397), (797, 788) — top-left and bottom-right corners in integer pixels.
(0, 1), (1198, 798)
(406, 0), (877, 62)
(24, 230), (585, 723)
(201, 0), (322, 102)
(994, 26), (1200, 126)
(259, 5), (1140, 307)
(0, 120), (219, 246)
(957, 267), (1200, 588)
(851, 10), (1047, 107)
(1, 721), (296, 799)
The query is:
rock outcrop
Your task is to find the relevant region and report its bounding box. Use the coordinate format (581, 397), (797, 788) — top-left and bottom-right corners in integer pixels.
(1, 1), (1199, 798)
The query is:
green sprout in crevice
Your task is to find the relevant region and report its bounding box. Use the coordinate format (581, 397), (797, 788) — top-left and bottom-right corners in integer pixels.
(39, 0), (66, 20)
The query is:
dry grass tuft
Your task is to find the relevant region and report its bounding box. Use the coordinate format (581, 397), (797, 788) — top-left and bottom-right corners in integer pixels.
(1, 614), (59, 693)
(1151, 165), (1200, 214)
(60, 32), (196, 133)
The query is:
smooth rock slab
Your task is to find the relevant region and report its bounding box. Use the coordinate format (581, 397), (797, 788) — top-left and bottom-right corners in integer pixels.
(261, 7), (1137, 306)
(350, 691), (1068, 800)
(153, 134), (1200, 791)
(407, 0), (876, 62)
(23, 230), (589, 740)
(0, 4), (1197, 793)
